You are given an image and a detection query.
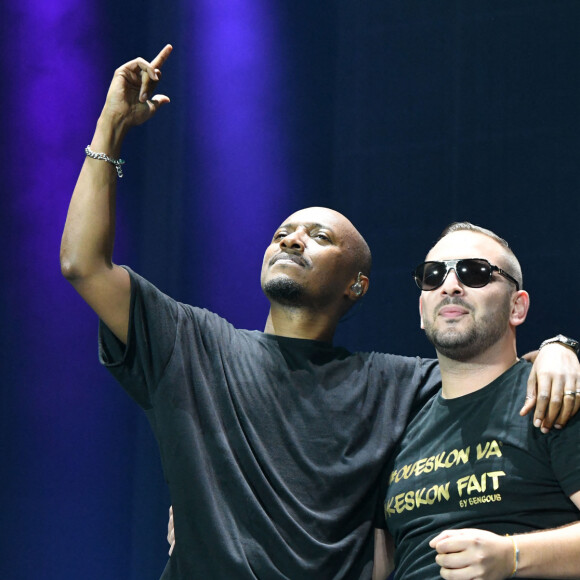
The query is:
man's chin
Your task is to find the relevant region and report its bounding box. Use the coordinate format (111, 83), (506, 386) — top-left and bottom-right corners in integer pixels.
(427, 327), (479, 360)
(263, 277), (305, 306)
(434, 333), (468, 351)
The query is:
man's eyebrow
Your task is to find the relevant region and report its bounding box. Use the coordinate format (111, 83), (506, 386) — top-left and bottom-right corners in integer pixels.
(276, 222), (335, 233)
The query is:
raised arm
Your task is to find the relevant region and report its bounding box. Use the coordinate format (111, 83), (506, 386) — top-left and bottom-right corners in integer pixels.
(60, 44), (173, 344)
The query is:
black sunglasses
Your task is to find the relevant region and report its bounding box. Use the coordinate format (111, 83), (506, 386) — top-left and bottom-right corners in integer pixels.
(412, 258), (520, 292)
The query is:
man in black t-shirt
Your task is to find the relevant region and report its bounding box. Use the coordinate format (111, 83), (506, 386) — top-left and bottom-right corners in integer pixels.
(375, 223), (580, 579)
(61, 45), (580, 579)
(60, 45), (445, 579)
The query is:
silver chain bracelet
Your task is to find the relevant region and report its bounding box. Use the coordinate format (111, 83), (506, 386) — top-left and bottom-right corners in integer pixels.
(85, 145), (125, 178)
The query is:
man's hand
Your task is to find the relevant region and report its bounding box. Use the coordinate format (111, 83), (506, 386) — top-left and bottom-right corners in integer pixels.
(101, 44), (173, 131)
(429, 529), (513, 580)
(520, 344), (580, 432)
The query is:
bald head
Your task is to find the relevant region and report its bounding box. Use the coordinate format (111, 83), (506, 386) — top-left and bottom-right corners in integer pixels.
(282, 207), (372, 276)
(261, 207), (372, 318)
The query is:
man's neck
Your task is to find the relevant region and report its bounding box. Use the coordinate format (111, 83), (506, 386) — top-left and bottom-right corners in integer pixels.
(438, 339), (519, 399)
(264, 305), (338, 343)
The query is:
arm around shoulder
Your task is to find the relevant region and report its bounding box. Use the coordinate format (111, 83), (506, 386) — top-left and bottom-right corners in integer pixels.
(521, 340), (580, 432)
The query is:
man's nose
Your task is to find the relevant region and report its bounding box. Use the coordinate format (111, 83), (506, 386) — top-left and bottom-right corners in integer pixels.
(280, 229), (306, 251)
(439, 268), (464, 295)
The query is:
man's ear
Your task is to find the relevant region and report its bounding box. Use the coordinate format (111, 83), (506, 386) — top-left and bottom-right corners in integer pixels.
(419, 296), (425, 329)
(510, 290), (530, 327)
(347, 273), (370, 301)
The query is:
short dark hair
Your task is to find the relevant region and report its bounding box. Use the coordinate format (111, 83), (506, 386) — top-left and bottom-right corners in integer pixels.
(437, 222), (523, 289)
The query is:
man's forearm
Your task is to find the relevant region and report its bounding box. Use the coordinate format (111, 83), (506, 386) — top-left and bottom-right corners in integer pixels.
(514, 521), (580, 578)
(60, 114), (127, 281)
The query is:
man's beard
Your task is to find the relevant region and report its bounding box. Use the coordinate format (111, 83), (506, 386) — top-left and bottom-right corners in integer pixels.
(424, 296), (511, 361)
(263, 277), (305, 306)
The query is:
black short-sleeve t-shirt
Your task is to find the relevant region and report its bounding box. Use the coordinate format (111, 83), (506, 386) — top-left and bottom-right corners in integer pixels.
(382, 360), (580, 579)
(99, 267), (441, 579)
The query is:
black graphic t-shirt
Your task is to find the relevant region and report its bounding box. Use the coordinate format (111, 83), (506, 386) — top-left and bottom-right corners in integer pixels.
(381, 360), (580, 579)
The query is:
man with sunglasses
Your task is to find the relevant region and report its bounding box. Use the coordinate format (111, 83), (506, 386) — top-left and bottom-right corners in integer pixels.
(61, 45), (580, 579)
(374, 223), (580, 579)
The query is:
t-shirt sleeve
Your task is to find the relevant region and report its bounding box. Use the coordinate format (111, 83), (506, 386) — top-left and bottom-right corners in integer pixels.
(410, 356), (441, 410)
(384, 354), (441, 411)
(98, 267), (180, 409)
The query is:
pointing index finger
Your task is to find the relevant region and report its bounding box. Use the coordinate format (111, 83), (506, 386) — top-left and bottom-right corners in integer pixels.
(151, 44), (173, 70)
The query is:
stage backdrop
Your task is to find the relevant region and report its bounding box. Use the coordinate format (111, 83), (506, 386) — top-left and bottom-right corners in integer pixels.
(1, 1), (578, 578)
